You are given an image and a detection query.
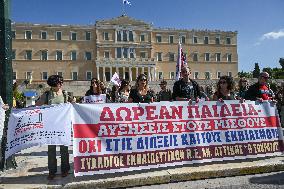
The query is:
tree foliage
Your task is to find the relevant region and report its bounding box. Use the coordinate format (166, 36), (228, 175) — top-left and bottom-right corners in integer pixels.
(252, 63), (260, 78)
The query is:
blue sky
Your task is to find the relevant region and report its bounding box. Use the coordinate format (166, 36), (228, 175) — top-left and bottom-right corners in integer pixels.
(11, 0), (284, 72)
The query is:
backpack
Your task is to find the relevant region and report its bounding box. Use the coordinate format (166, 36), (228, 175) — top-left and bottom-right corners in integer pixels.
(44, 90), (68, 105)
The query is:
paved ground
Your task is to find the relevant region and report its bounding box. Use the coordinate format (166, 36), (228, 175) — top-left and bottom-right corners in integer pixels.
(130, 171), (284, 189)
(0, 146), (283, 189)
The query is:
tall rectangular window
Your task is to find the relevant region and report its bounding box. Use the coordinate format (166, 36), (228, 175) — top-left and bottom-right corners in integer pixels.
(205, 53), (210, 61)
(71, 51), (77, 61)
(156, 35), (162, 43)
(129, 48), (135, 58)
(129, 31), (133, 41)
(140, 52), (146, 58)
(85, 52), (92, 60)
(193, 36), (198, 44)
(25, 31), (32, 39)
(41, 31), (47, 39)
(193, 53), (198, 62)
(41, 50), (48, 61)
(140, 34), (145, 42)
(204, 36), (209, 44)
(227, 53), (232, 62)
(85, 31), (91, 40)
(86, 71), (92, 80)
(226, 37), (231, 45)
(217, 71), (221, 79)
(104, 51), (110, 58)
(158, 72), (163, 80)
(216, 53), (221, 62)
(104, 32), (109, 41)
(56, 31), (62, 40)
(169, 72), (175, 79)
(123, 30), (127, 41)
(181, 36), (186, 44)
(169, 35), (174, 44)
(194, 72), (199, 79)
(25, 50), (32, 60)
(117, 31), (122, 41)
(215, 36), (220, 45)
(72, 72), (78, 80)
(205, 72), (211, 80)
(56, 51), (62, 60)
(157, 52), (162, 61)
(26, 71), (32, 80)
(169, 52), (175, 61)
(116, 48), (122, 58)
(123, 48), (128, 58)
(71, 32), (77, 40)
(42, 72), (48, 80)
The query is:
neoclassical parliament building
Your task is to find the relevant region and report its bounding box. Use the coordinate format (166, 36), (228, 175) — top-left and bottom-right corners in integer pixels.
(11, 15), (238, 83)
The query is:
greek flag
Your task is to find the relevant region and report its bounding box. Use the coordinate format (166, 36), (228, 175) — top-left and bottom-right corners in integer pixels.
(123, 0), (131, 6)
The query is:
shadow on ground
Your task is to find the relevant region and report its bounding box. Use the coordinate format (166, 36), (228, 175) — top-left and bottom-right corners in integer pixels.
(249, 171), (284, 185)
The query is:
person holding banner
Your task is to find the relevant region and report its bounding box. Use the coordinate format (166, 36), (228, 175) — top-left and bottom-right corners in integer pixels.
(172, 66), (201, 102)
(213, 76), (236, 101)
(84, 78), (110, 103)
(85, 78), (102, 96)
(35, 75), (70, 180)
(128, 74), (154, 103)
(245, 72), (275, 102)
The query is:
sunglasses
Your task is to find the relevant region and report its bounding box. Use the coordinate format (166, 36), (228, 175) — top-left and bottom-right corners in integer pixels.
(261, 76), (269, 79)
(140, 78), (147, 81)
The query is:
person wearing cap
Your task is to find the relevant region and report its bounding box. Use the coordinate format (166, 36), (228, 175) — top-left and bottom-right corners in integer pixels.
(172, 66), (201, 102)
(157, 80), (172, 101)
(35, 75), (70, 180)
(244, 72), (274, 101)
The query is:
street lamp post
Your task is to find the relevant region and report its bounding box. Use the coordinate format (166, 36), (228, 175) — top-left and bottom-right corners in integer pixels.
(0, 0), (17, 170)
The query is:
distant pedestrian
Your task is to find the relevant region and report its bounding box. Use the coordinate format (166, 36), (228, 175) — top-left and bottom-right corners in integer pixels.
(128, 74), (154, 103)
(157, 80), (172, 101)
(35, 75), (71, 180)
(172, 66), (201, 102)
(244, 72), (274, 102)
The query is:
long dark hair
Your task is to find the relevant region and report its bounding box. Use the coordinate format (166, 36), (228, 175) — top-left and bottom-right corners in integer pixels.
(118, 79), (130, 93)
(217, 76), (235, 92)
(89, 78), (102, 94)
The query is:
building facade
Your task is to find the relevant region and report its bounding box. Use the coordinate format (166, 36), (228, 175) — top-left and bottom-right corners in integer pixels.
(11, 15), (238, 83)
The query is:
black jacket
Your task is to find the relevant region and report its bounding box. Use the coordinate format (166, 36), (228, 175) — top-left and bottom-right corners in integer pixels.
(244, 82), (270, 101)
(172, 79), (201, 100)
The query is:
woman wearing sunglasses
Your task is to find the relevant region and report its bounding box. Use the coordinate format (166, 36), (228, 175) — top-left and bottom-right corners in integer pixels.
(213, 76), (236, 102)
(128, 74), (154, 103)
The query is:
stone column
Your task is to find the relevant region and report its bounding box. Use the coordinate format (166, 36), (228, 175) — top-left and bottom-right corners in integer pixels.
(148, 67), (151, 81)
(116, 66), (119, 75)
(110, 66), (112, 78)
(136, 67), (139, 78)
(123, 67), (126, 79)
(154, 67), (157, 81)
(141, 67), (144, 75)
(102, 66), (106, 82)
(96, 66), (100, 80)
(129, 67), (132, 81)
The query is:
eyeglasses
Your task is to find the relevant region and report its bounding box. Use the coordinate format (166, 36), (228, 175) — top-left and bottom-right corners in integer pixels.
(140, 78), (147, 82)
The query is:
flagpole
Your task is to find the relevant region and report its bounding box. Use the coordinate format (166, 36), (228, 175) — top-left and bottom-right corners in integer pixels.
(122, 1), (126, 15)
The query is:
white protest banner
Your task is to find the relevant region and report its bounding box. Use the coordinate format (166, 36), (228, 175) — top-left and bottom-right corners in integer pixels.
(83, 94), (106, 104)
(5, 103), (72, 159)
(72, 101), (284, 176)
(110, 72), (121, 86)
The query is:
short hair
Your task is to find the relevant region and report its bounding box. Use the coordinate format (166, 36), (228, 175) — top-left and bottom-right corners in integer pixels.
(47, 75), (63, 87)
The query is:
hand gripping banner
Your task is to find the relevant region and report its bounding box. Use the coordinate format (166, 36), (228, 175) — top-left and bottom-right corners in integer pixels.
(72, 101), (284, 176)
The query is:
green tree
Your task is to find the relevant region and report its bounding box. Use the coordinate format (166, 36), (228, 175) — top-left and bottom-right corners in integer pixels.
(252, 63), (260, 78)
(238, 71), (252, 78)
(279, 58), (284, 69)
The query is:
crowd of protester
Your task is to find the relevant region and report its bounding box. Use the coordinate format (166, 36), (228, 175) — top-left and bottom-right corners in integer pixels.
(1, 66), (283, 180)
